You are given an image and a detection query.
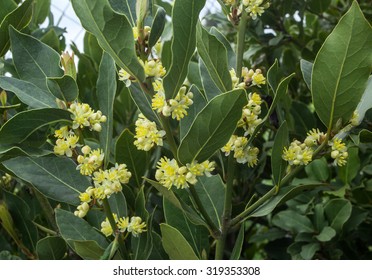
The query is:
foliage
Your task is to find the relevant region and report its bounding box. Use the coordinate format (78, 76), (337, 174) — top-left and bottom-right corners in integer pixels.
(0, 0), (371, 260)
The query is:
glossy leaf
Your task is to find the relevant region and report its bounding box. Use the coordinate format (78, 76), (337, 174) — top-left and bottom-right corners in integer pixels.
(0, 77), (57, 108)
(324, 198), (352, 232)
(312, 2), (372, 129)
(0, 0), (33, 57)
(3, 156), (91, 205)
(36, 237), (67, 260)
(108, 0), (136, 26)
(0, 0), (17, 22)
(47, 75), (79, 103)
(163, 0), (206, 98)
(97, 52), (116, 168)
(300, 243), (320, 260)
(73, 240), (105, 260)
(0, 108), (71, 147)
(300, 59), (313, 90)
(199, 58), (222, 100)
(56, 209), (108, 249)
(273, 210), (314, 233)
(267, 59), (281, 93)
(178, 89), (246, 164)
(194, 175), (225, 228)
(115, 129), (148, 187)
(71, 0), (145, 82)
(305, 158), (329, 182)
(160, 223), (199, 260)
(196, 23), (232, 93)
(210, 27), (236, 69)
(271, 121), (288, 185)
(315, 226), (336, 242)
(148, 7), (166, 49)
(9, 27), (64, 91)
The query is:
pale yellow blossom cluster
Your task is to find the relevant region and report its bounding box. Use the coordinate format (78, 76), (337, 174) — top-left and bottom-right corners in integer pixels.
(230, 68), (266, 89)
(152, 85), (194, 120)
(77, 145), (104, 176)
(221, 135), (259, 167)
(155, 157), (215, 189)
(329, 138), (348, 166)
(134, 114), (166, 151)
(100, 214), (146, 237)
(54, 127), (79, 157)
(282, 140), (313, 166)
(0, 173), (12, 187)
(68, 102), (107, 132)
(242, 0), (270, 20)
(238, 92), (263, 136)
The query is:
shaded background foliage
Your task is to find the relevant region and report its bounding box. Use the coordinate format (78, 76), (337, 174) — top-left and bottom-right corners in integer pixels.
(0, 0), (371, 260)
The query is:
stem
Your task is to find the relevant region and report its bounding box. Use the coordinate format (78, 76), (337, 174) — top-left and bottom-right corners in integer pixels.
(160, 115), (179, 161)
(236, 11), (248, 76)
(102, 198), (129, 259)
(230, 138), (330, 228)
(189, 185), (220, 239)
(32, 221), (57, 236)
(215, 153), (235, 260)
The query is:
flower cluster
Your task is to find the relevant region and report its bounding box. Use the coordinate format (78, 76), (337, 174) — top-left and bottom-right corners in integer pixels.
(155, 157), (215, 189)
(221, 135), (259, 167)
(134, 114), (166, 151)
(54, 128), (79, 157)
(68, 102), (107, 132)
(74, 163), (132, 218)
(0, 173), (12, 187)
(119, 60), (166, 87)
(329, 138), (348, 166)
(242, 0), (270, 20)
(77, 145), (104, 176)
(230, 68), (266, 89)
(100, 214), (147, 237)
(282, 140), (313, 166)
(152, 85), (194, 120)
(238, 92), (263, 136)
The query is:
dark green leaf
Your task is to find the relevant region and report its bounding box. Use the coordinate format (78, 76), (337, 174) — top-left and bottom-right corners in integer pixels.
(115, 129), (149, 187)
(149, 231), (168, 260)
(71, 0), (145, 82)
(355, 76), (372, 124)
(324, 198), (352, 232)
(315, 226), (336, 242)
(32, 0), (51, 25)
(73, 240), (105, 260)
(148, 7), (166, 49)
(300, 242), (320, 260)
(108, 192), (128, 218)
(300, 59), (313, 90)
(196, 23), (232, 93)
(108, 0), (136, 26)
(47, 75), (79, 103)
(249, 228), (286, 243)
(0, 0), (33, 57)
(3, 156), (91, 205)
(36, 236), (67, 260)
(210, 27), (236, 69)
(267, 59), (281, 93)
(55, 209), (108, 249)
(230, 223), (244, 260)
(339, 147), (359, 184)
(199, 58), (222, 100)
(273, 210), (314, 233)
(160, 223), (199, 260)
(97, 52), (116, 168)
(0, 77), (57, 108)
(312, 2), (372, 129)
(0, 0), (17, 23)
(272, 121), (288, 185)
(9, 27), (64, 91)
(178, 89), (246, 164)
(307, 0), (331, 14)
(163, 0), (206, 98)
(305, 158), (329, 182)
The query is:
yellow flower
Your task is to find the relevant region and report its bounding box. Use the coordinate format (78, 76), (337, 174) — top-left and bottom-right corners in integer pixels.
(169, 87), (193, 120)
(68, 102), (106, 131)
(238, 92), (262, 136)
(143, 60), (166, 78)
(329, 138), (348, 166)
(251, 69), (266, 87)
(54, 135), (79, 157)
(221, 135), (237, 156)
(77, 148), (104, 176)
(119, 68), (132, 87)
(243, 0), (270, 20)
(152, 92), (167, 113)
(134, 114), (165, 151)
(127, 217), (147, 237)
(155, 157), (179, 189)
(74, 202), (90, 218)
(282, 140), (313, 166)
(54, 126), (70, 139)
(304, 128), (324, 147)
(118, 217), (129, 232)
(100, 214), (118, 237)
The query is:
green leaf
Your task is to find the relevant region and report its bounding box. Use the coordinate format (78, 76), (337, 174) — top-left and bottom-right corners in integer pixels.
(290, 101), (316, 137)
(199, 58), (222, 100)
(339, 147), (359, 184)
(164, 197), (208, 259)
(179, 85), (207, 139)
(47, 75), (79, 103)
(0, 77), (57, 108)
(83, 32), (103, 67)
(324, 198), (352, 232)
(149, 231), (168, 260)
(300, 242), (320, 260)
(312, 2), (372, 129)
(315, 226), (336, 242)
(9, 27), (64, 91)
(97, 52), (116, 168)
(71, 0), (145, 82)
(249, 228), (286, 243)
(307, 0), (331, 14)
(3, 156), (91, 205)
(267, 59), (281, 93)
(160, 223), (199, 260)
(32, 0), (51, 25)
(73, 240), (105, 260)
(272, 121), (288, 185)
(196, 23), (232, 93)
(300, 59), (313, 90)
(108, 0), (136, 26)
(210, 27), (236, 70)
(0, 0), (17, 23)
(355, 76), (372, 124)
(36, 237), (67, 260)
(305, 158), (329, 182)
(115, 129), (149, 187)
(273, 210), (314, 233)
(230, 223), (244, 260)
(55, 209), (108, 249)
(148, 7), (166, 49)
(178, 89), (246, 164)
(0, 108), (71, 147)
(163, 0), (206, 99)
(108, 192), (128, 218)
(0, 203), (19, 245)
(0, 0), (33, 57)
(194, 175), (225, 228)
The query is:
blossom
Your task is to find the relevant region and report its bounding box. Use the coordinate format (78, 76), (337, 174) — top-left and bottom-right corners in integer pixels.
(242, 0), (270, 20)
(142, 59), (166, 78)
(282, 140), (313, 166)
(329, 138), (348, 166)
(304, 128), (325, 147)
(74, 202), (90, 218)
(119, 69), (132, 87)
(117, 217), (129, 232)
(68, 102), (106, 131)
(77, 147), (104, 176)
(54, 126), (70, 139)
(155, 157), (179, 189)
(127, 217), (147, 237)
(134, 114), (165, 151)
(100, 214), (118, 237)
(54, 135), (79, 157)
(238, 93), (262, 136)
(221, 135), (260, 167)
